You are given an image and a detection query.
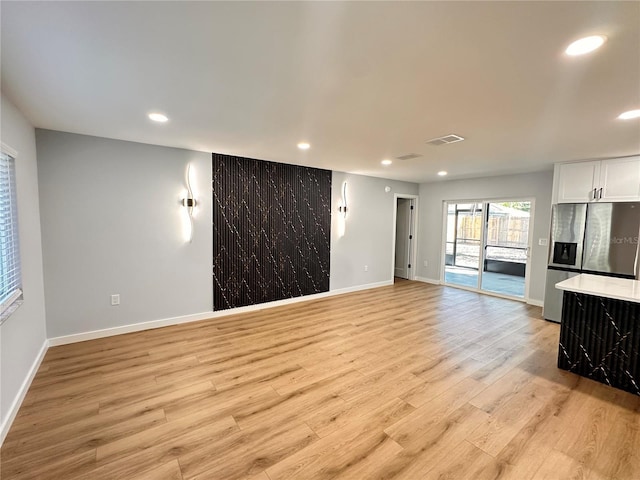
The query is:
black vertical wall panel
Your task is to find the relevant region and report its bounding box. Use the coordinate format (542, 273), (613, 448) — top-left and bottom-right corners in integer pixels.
(558, 291), (640, 395)
(212, 153), (331, 310)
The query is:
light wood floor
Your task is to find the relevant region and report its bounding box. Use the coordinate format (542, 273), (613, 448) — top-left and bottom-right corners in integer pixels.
(2, 281), (639, 479)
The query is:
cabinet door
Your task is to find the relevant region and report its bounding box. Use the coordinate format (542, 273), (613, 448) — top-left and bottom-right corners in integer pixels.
(600, 156), (640, 202)
(556, 161), (600, 203)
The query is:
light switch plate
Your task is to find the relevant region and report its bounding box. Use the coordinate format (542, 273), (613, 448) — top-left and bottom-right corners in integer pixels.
(538, 238), (549, 246)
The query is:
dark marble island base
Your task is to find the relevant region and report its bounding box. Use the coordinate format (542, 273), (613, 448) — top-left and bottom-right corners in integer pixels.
(558, 291), (640, 396)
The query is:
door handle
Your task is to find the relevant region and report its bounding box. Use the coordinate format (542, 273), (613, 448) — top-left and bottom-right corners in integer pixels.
(598, 187), (603, 200)
(592, 188), (597, 201)
(635, 225), (640, 279)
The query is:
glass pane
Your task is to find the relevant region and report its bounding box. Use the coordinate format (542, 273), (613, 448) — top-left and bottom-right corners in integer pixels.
(481, 202), (530, 298)
(445, 203), (482, 289)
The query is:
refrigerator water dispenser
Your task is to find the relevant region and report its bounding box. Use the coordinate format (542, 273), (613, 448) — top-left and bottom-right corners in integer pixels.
(552, 242), (577, 266)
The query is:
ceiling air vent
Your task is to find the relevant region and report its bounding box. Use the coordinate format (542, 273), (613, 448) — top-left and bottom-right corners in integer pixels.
(395, 153), (422, 161)
(426, 134), (465, 146)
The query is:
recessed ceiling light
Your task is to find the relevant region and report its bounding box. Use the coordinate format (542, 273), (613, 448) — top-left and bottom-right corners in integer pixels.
(437, 171), (448, 176)
(565, 35), (607, 56)
(618, 109), (640, 120)
(148, 112), (168, 123)
(381, 159), (392, 166)
(297, 142), (310, 150)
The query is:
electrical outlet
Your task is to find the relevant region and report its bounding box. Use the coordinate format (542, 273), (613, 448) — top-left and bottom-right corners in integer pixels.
(111, 294), (120, 306)
(364, 265), (368, 272)
(423, 260), (428, 267)
(539, 238), (549, 246)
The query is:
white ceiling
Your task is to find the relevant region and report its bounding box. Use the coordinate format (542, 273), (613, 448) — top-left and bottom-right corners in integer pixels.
(2, 1), (639, 183)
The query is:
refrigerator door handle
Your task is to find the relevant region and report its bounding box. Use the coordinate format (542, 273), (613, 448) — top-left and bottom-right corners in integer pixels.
(635, 226), (640, 279)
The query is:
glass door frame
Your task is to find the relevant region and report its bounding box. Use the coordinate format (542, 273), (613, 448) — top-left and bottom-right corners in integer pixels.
(444, 202), (484, 290)
(440, 197), (535, 302)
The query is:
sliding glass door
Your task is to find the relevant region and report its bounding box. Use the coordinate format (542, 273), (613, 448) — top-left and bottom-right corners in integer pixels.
(444, 200), (531, 299)
(444, 203), (483, 289)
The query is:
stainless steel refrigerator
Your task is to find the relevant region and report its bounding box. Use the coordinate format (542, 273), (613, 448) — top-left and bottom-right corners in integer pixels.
(582, 202), (640, 277)
(544, 202), (640, 323)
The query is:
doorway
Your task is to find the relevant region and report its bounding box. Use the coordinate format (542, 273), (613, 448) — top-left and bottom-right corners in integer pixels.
(393, 195), (418, 281)
(443, 200), (533, 299)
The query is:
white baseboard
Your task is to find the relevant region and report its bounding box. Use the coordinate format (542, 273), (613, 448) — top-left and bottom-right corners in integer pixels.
(526, 299), (544, 307)
(1, 338), (48, 446)
(48, 279), (394, 347)
(329, 279), (394, 295)
(47, 311), (215, 346)
(415, 276), (441, 285)
(210, 279), (393, 313)
(49, 277), (535, 348)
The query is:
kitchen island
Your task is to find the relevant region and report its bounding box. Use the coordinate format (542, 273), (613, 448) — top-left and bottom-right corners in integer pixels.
(555, 274), (640, 395)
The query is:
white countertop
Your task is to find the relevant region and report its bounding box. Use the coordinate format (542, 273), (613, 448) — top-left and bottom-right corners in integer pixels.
(556, 274), (640, 304)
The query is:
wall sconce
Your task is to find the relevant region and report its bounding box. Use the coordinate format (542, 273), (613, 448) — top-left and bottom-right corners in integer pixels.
(338, 181), (348, 218)
(337, 181), (347, 238)
(182, 163), (197, 243)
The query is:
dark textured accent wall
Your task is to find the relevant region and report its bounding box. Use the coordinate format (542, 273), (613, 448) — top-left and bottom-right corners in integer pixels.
(212, 153), (331, 310)
(558, 291), (640, 395)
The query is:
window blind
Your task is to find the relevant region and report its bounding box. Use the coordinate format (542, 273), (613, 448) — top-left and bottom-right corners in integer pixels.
(0, 150), (23, 323)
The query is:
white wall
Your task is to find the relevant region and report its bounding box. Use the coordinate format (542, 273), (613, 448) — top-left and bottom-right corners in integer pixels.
(416, 171), (553, 303)
(36, 131), (420, 341)
(36, 130), (213, 339)
(330, 171), (419, 290)
(0, 94), (48, 438)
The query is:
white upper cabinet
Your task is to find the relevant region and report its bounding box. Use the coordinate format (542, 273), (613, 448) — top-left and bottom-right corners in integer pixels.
(555, 161), (600, 203)
(554, 156), (640, 203)
(600, 157), (640, 201)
